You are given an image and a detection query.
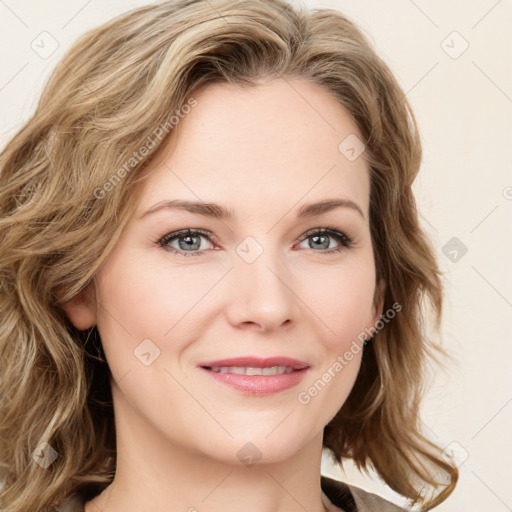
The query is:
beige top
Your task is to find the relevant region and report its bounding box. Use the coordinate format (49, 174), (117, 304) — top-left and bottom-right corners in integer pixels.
(52, 475), (408, 512)
(321, 476), (408, 511)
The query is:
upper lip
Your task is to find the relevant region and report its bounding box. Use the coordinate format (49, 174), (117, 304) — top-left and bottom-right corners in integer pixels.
(199, 356), (309, 370)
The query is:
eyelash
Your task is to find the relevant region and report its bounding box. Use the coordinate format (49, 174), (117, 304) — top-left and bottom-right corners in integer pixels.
(156, 226), (354, 257)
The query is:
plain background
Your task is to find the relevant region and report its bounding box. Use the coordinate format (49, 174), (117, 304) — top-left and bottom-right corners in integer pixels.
(0, 1), (511, 510)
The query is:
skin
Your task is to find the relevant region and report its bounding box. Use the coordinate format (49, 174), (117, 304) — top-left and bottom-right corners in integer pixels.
(63, 77), (384, 512)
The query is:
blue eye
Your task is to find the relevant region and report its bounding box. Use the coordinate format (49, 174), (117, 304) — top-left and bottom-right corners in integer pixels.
(158, 228), (214, 257)
(297, 227), (354, 254)
(157, 227), (354, 257)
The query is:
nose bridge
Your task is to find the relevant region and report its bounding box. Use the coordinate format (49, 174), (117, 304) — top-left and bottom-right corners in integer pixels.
(227, 235), (296, 330)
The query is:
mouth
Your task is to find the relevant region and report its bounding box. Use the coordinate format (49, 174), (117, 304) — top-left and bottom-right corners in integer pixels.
(198, 356), (310, 396)
(204, 365), (296, 375)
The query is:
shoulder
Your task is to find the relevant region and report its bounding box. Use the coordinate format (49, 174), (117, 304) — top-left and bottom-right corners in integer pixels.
(346, 482), (409, 511)
(321, 475), (409, 512)
(55, 477), (407, 512)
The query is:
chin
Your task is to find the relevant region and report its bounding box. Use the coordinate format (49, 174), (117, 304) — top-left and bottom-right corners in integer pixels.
(196, 429), (312, 467)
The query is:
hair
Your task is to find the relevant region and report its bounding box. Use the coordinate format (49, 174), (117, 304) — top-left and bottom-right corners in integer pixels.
(0, 0), (458, 510)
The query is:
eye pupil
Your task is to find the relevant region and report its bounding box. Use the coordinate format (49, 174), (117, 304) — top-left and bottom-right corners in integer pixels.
(179, 235), (201, 250)
(310, 234), (329, 250)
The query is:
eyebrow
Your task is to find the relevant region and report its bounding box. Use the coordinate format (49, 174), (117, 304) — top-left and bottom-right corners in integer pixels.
(140, 198), (365, 221)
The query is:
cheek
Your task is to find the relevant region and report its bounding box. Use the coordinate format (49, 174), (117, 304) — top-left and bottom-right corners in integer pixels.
(93, 254), (218, 374)
(290, 256), (375, 409)
(303, 258), (377, 348)
(295, 268), (372, 426)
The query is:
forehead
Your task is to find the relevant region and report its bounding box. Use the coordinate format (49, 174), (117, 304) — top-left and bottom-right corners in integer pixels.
(136, 78), (370, 218)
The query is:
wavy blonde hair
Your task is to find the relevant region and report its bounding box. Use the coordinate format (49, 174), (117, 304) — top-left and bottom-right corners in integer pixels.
(0, 0), (458, 510)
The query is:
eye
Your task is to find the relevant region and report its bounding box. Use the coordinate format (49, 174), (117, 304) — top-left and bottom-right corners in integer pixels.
(157, 228), (216, 257)
(157, 226), (354, 257)
(296, 227), (354, 255)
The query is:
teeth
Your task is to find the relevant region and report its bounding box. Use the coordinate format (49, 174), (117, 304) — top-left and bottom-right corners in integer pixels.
(209, 365), (294, 375)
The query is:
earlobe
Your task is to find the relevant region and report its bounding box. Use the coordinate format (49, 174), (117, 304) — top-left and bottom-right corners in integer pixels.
(59, 283), (97, 331)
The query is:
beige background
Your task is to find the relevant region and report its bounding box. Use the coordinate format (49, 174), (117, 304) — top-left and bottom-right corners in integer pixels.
(1, 1), (511, 510)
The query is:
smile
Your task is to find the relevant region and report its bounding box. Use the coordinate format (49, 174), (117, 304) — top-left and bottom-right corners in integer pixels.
(206, 365), (295, 375)
(198, 356), (310, 396)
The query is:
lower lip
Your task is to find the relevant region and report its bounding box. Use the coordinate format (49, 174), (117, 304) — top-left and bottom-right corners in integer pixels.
(200, 367), (309, 396)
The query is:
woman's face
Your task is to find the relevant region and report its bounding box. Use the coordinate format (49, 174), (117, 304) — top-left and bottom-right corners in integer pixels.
(65, 78), (383, 465)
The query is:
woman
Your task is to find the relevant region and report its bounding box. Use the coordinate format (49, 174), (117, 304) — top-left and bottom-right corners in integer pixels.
(0, 1), (458, 511)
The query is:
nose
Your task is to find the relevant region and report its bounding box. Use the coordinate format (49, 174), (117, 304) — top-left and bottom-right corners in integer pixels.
(225, 244), (298, 332)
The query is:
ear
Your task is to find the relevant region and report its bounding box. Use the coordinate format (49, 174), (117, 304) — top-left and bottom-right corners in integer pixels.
(59, 281), (97, 331)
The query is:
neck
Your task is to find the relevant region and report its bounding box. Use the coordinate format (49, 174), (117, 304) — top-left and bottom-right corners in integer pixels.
(85, 384), (332, 512)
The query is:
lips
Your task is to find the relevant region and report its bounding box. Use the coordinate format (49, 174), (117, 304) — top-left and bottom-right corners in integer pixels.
(199, 356), (309, 371)
(198, 356), (310, 396)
